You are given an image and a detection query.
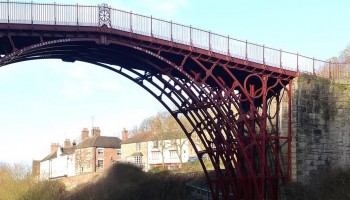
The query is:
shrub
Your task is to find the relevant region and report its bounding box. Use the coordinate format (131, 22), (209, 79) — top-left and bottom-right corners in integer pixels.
(0, 162), (67, 200)
(20, 180), (66, 200)
(285, 168), (350, 200)
(64, 163), (198, 200)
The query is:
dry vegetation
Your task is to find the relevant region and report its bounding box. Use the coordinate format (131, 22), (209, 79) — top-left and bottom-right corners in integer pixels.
(0, 162), (65, 200)
(64, 163), (200, 200)
(285, 168), (350, 200)
(3, 160), (350, 200)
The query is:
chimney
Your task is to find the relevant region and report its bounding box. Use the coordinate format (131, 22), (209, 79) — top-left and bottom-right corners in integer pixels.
(64, 139), (71, 148)
(92, 127), (101, 137)
(51, 143), (59, 153)
(72, 140), (76, 146)
(32, 160), (40, 177)
(122, 128), (128, 141)
(81, 128), (89, 141)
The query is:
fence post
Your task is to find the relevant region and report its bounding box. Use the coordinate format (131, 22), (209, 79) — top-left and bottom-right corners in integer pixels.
(280, 49), (282, 68)
(170, 20), (173, 42)
(263, 45), (265, 65)
(297, 53), (299, 72)
(150, 15), (153, 37)
(54, 2), (56, 25)
(76, 3), (78, 25)
(209, 30), (211, 52)
(130, 11), (133, 32)
(7, 0), (9, 23)
(190, 25), (192, 47)
(227, 35), (230, 56)
(312, 57), (315, 75)
(245, 40), (248, 60)
(31, 1), (33, 24)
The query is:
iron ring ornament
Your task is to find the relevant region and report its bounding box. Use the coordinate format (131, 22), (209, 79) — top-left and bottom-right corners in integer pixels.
(99, 3), (111, 28)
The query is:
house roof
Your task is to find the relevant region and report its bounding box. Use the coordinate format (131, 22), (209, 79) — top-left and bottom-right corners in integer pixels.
(122, 131), (154, 144)
(62, 146), (76, 155)
(76, 136), (122, 149)
(41, 151), (57, 162)
(122, 130), (186, 144)
(131, 152), (143, 156)
(41, 146), (75, 162)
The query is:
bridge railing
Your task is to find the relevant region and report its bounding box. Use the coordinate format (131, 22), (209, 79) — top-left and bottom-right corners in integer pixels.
(1, 1), (349, 79)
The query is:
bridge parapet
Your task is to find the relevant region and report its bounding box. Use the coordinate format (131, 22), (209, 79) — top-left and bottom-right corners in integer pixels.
(1, 1), (349, 79)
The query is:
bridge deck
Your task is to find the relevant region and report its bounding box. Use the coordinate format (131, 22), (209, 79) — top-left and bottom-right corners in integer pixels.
(0, 1), (335, 80)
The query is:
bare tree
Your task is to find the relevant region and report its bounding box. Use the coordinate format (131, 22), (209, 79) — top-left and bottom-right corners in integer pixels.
(151, 112), (169, 169)
(135, 111), (195, 169)
(157, 113), (189, 168)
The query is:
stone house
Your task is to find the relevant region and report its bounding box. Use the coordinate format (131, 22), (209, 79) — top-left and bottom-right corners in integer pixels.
(39, 127), (121, 179)
(121, 129), (150, 171)
(121, 128), (197, 171)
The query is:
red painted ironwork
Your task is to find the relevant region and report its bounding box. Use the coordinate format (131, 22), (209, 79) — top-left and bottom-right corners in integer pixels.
(0, 1), (343, 199)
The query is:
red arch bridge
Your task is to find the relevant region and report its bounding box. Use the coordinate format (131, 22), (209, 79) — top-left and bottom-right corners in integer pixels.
(0, 2), (343, 200)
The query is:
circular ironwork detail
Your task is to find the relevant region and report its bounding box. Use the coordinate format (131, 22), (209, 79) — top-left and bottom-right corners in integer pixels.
(99, 3), (111, 28)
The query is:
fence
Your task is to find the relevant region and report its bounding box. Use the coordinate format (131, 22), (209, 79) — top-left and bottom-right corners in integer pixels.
(186, 184), (235, 200)
(0, 1), (349, 79)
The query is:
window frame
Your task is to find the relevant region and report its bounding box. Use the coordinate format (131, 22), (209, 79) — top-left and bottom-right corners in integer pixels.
(97, 148), (104, 155)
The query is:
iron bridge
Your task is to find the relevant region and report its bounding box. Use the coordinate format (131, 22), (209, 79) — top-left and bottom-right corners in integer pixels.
(0, 1), (338, 199)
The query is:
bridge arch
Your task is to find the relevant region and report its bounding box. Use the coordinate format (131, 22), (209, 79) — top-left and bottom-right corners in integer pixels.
(0, 35), (292, 199)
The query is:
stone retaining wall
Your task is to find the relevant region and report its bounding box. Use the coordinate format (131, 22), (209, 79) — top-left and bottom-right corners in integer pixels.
(292, 74), (350, 182)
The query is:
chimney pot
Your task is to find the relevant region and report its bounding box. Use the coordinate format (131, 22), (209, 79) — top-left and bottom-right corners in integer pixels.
(122, 128), (128, 141)
(50, 143), (59, 153)
(64, 139), (71, 148)
(92, 127), (101, 137)
(81, 128), (89, 141)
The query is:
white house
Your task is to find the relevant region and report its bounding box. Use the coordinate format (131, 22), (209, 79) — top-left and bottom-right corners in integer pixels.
(147, 138), (189, 170)
(122, 130), (197, 171)
(39, 128), (121, 180)
(39, 143), (75, 180)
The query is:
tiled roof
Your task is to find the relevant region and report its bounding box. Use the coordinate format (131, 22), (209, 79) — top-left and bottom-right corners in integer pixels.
(62, 146), (75, 155)
(131, 152), (143, 156)
(41, 146), (75, 161)
(122, 131), (154, 144)
(41, 151), (57, 162)
(76, 136), (122, 149)
(122, 130), (186, 144)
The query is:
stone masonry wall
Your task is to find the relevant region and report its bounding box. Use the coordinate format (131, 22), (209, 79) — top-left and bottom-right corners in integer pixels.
(292, 74), (350, 182)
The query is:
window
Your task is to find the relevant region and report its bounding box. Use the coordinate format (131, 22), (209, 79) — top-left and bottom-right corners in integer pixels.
(136, 143), (141, 151)
(97, 148), (104, 155)
(97, 160), (104, 169)
(151, 151), (160, 160)
(170, 140), (177, 149)
(170, 150), (177, 159)
(153, 141), (158, 148)
(117, 149), (121, 156)
(134, 156), (142, 166)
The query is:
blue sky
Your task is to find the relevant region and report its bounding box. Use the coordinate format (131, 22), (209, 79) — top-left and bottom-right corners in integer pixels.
(1, 0), (349, 165)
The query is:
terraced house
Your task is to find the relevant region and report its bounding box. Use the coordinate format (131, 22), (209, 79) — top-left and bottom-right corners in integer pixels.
(39, 127), (122, 180)
(121, 128), (199, 171)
